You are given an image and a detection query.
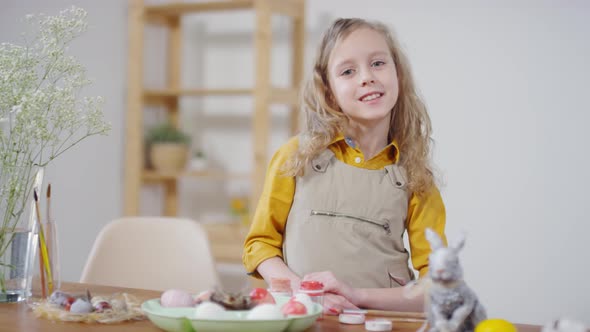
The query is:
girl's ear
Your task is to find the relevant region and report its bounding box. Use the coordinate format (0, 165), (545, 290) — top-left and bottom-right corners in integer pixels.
(425, 228), (444, 250)
(451, 232), (466, 252)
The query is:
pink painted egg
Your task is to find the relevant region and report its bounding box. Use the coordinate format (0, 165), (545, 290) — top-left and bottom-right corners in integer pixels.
(160, 289), (195, 308)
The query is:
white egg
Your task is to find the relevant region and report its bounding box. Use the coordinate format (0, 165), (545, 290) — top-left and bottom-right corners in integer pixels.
(247, 304), (284, 320)
(194, 301), (226, 319)
(161, 289), (195, 308)
(292, 293), (315, 314)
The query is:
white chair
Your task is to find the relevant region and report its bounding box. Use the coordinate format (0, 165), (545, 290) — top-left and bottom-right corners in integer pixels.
(80, 217), (219, 293)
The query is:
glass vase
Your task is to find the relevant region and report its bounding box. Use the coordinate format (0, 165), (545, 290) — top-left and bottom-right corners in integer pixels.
(29, 219), (61, 301)
(0, 166), (44, 303)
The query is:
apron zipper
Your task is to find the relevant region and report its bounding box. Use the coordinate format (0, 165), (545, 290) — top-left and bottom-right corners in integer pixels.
(310, 210), (391, 235)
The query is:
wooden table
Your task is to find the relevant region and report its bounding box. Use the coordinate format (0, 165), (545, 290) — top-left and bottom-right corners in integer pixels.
(0, 282), (542, 332)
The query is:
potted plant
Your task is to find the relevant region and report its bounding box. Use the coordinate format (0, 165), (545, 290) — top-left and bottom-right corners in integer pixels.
(145, 123), (190, 173)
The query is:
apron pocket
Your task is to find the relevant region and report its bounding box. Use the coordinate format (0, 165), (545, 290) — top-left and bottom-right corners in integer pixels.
(387, 261), (414, 287)
(310, 210), (391, 235)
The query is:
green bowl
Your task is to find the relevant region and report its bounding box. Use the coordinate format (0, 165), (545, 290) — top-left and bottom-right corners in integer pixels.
(141, 295), (322, 332)
(141, 301), (194, 332)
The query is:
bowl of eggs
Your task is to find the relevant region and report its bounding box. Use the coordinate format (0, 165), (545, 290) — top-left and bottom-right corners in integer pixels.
(141, 288), (322, 332)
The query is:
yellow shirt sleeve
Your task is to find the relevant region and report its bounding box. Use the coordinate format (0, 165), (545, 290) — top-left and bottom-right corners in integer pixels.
(242, 137), (299, 277)
(407, 187), (447, 277)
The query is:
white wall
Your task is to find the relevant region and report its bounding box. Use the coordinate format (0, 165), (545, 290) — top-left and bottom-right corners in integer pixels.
(1, 0), (589, 326)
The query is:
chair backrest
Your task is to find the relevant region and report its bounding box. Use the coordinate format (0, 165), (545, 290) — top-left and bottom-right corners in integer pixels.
(80, 217), (219, 293)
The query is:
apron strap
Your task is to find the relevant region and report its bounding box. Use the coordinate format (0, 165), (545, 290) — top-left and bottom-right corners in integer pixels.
(311, 149), (334, 173)
(384, 164), (408, 189)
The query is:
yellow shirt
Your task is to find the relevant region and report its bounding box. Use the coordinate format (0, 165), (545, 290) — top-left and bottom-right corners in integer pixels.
(242, 135), (447, 278)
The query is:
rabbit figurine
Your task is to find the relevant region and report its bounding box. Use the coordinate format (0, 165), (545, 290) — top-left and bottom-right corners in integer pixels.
(423, 228), (486, 332)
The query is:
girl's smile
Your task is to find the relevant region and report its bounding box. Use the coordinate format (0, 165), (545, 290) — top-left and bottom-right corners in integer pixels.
(358, 91), (385, 103)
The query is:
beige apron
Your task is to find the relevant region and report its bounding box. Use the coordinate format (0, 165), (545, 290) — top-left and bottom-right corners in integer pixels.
(284, 149), (413, 288)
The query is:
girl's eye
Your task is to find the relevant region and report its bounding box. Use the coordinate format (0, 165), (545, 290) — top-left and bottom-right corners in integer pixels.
(372, 60), (386, 67)
(341, 69), (354, 76)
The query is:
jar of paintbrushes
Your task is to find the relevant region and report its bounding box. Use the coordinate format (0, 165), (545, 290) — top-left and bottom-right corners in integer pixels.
(28, 184), (61, 301)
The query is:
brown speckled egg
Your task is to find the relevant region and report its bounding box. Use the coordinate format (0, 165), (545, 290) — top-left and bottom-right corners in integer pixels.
(160, 289), (195, 308)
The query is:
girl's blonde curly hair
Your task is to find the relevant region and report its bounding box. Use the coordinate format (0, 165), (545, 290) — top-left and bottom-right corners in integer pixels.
(284, 18), (436, 195)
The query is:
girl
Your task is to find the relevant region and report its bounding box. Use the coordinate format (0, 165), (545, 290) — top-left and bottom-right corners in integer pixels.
(242, 18), (447, 313)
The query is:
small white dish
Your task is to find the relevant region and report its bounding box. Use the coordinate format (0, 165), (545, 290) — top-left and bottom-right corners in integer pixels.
(365, 318), (393, 331)
(339, 313), (365, 324)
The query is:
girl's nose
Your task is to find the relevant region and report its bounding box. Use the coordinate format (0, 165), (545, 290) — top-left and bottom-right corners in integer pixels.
(360, 66), (376, 86)
(361, 78), (375, 87)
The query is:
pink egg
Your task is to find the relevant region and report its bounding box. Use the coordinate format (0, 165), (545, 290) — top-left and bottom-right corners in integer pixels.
(160, 289), (195, 308)
(292, 293), (314, 313)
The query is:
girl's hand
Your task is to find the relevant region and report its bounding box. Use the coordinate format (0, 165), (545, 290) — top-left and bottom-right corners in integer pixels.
(302, 271), (361, 306)
(323, 293), (359, 315)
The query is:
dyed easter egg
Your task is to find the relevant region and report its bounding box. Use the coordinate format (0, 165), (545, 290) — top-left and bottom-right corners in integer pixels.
(249, 288), (276, 305)
(292, 293), (314, 313)
(160, 289), (195, 308)
(70, 298), (94, 313)
(194, 301), (226, 319)
(282, 300), (307, 316)
(247, 304), (284, 320)
(476, 319), (517, 332)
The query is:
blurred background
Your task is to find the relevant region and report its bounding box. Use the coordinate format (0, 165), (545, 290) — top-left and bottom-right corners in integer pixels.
(1, 0), (589, 325)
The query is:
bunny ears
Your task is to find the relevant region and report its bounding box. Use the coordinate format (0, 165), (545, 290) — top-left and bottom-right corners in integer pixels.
(425, 228), (466, 252)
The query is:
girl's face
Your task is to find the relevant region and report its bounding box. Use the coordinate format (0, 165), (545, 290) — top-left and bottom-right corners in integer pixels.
(327, 28), (399, 129)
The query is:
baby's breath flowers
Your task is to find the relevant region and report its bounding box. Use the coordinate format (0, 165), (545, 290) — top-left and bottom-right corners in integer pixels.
(0, 7), (110, 293)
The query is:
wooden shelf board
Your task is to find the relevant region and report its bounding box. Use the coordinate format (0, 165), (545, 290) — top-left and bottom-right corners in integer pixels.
(142, 169), (251, 181)
(145, 88), (252, 98)
(209, 243), (244, 263)
(269, 0), (303, 19)
(145, 0), (302, 20)
(202, 222), (249, 241)
(144, 87), (298, 106)
(270, 87), (299, 106)
(145, 0), (255, 18)
(202, 222), (248, 263)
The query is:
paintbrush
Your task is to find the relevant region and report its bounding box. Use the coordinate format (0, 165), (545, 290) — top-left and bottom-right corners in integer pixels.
(33, 189), (46, 298)
(46, 183), (52, 224)
(33, 189), (53, 297)
(45, 183), (54, 294)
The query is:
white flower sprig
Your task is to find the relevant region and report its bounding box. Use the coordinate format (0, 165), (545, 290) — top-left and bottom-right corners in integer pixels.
(0, 7), (110, 292)
(0, 6), (110, 169)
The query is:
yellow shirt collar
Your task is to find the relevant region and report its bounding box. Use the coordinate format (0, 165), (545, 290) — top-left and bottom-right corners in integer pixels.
(329, 133), (400, 164)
